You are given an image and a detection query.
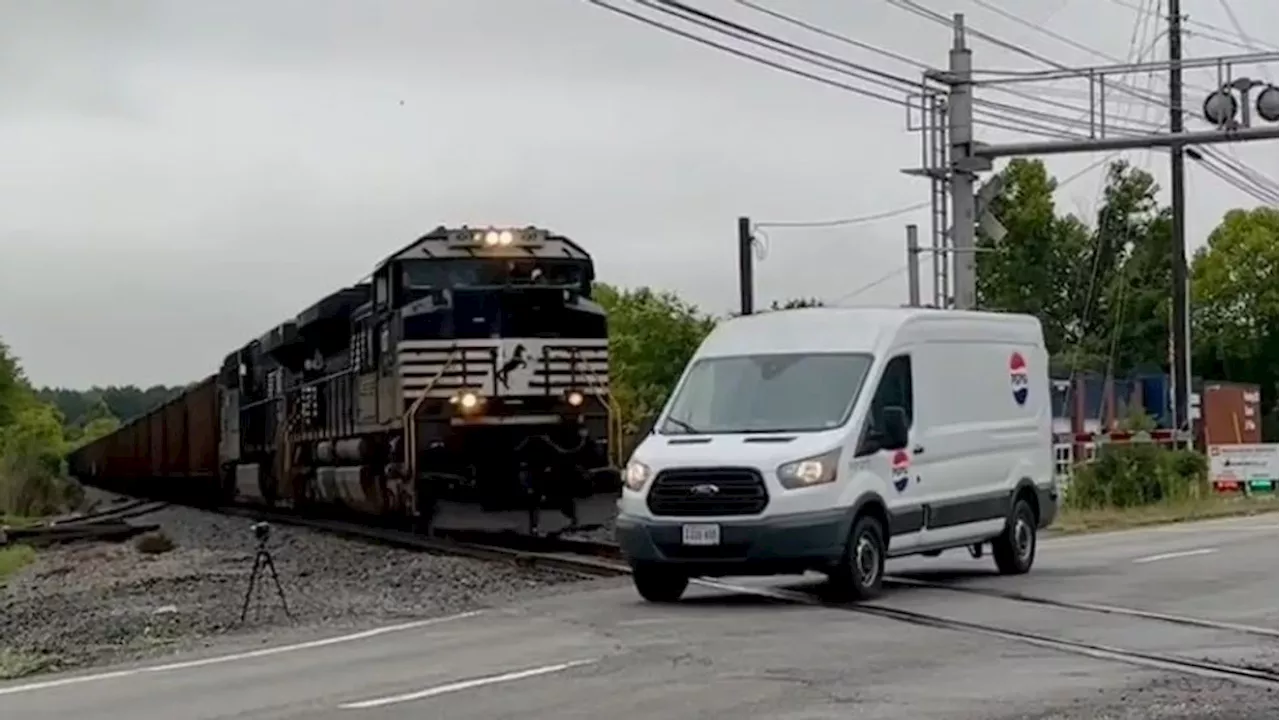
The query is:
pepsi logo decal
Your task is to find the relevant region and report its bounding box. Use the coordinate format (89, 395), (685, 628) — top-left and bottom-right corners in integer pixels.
(891, 450), (910, 493)
(1009, 351), (1029, 406)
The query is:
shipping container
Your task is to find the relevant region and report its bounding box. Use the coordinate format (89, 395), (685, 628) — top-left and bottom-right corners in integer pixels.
(1199, 381), (1262, 446)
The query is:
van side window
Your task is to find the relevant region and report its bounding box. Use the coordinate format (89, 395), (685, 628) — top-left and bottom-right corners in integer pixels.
(870, 354), (914, 428)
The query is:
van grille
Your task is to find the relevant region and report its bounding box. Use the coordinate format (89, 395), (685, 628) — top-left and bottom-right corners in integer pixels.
(646, 467), (769, 517)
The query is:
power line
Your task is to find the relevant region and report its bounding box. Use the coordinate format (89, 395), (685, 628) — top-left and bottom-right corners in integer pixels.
(1106, 0), (1279, 51)
(591, 0), (1105, 141)
(755, 202), (929, 229)
(731, 0), (935, 72)
(645, 0), (923, 91)
(584, 0), (916, 108)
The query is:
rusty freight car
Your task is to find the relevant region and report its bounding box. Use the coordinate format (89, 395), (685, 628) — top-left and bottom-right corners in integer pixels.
(70, 376), (223, 501)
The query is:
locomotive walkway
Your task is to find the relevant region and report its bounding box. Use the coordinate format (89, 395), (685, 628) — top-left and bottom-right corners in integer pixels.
(2, 514), (1275, 720)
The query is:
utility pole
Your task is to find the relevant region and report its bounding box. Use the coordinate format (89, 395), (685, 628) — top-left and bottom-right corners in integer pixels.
(947, 14), (979, 311)
(1167, 0), (1191, 438)
(906, 224), (921, 306)
(737, 216), (755, 315)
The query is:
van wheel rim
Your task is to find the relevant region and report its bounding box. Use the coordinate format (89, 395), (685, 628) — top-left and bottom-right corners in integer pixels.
(854, 535), (879, 587)
(1014, 517), (1033, 563)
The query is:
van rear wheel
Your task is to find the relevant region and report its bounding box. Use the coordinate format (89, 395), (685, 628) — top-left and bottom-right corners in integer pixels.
(828, 515), (886, 601)
(992, 498), (1037, 575)
(631, 564), (688, 603)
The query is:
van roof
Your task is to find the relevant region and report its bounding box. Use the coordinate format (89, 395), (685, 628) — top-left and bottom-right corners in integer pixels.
(697, 305), (1043, 357)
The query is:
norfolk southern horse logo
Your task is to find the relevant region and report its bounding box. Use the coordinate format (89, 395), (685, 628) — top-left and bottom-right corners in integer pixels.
(495, 344), (528, 390)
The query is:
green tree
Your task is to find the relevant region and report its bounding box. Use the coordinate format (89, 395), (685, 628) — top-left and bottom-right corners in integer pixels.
(1191, 206), (1280, 416)
(975, 159), (1092, 359)
(976, 159), (1175, 377)
(594, 283), (717, 437)
(0, 339), (78, 516)
(1086, 161), (1171, 375)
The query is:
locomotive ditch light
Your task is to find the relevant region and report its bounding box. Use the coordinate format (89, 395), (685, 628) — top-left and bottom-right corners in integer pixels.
(450, 390), (484, 412)
(566, 390), (585, 408)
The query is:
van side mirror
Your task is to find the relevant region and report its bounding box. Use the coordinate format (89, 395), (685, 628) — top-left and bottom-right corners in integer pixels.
(880, 406), (910, 451)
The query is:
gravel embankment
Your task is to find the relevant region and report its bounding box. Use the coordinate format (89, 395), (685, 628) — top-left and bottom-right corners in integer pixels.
(0, 504), (593, 679)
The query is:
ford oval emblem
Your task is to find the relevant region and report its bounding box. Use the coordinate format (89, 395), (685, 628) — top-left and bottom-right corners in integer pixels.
(689, 483), (720, 496)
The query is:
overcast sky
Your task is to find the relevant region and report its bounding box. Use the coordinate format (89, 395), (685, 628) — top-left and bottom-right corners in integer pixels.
(2, 0), (1276, 388)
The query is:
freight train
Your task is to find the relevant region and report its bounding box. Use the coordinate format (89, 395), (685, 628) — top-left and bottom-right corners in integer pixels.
(68, 226), (622, 536)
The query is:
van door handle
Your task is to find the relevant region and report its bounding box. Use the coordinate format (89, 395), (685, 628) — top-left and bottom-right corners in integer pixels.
(912, 445), (925, 455)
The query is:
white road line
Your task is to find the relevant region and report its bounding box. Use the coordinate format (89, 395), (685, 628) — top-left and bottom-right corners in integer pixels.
(338, 658), (597, 709)
(0, 611), (482, 697)
(1131, 548), (1218, 564)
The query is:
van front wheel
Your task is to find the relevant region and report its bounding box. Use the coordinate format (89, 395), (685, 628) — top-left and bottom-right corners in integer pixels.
(992, 498), (1037, 575)
(631, 564), (688, 603)
(828, 515), (886, 601)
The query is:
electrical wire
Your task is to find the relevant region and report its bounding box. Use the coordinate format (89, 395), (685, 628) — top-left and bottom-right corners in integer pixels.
(755, 202), (929, 229)
(585, 0), (917, 108)
(832, 265), (909, 305)
(1213, 0), (1274, 83)
(1106, 0), (1279, 52)
(593, 0), (1103, 141)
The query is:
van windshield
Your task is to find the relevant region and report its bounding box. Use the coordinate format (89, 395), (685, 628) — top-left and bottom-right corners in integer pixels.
(660, 353), (874, 434)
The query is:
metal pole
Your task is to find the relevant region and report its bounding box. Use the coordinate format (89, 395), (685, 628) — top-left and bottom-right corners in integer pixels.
(737, 216), (755, 315)
(948, 14), (978, 310)
(906, 224), (921, 306)
(971, 125), (1278, 159)
(1169, 0), (1191, 439)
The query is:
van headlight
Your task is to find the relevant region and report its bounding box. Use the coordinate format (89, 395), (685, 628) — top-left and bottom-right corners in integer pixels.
(623, 460), (652, 492)
(777, 448), (842, 489)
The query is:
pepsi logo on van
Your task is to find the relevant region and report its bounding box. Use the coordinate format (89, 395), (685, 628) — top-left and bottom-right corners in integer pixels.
(891, 449), (911, 493)
(1009, 351), (1029, 406)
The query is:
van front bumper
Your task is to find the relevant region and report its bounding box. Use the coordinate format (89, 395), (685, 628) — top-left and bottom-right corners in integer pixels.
(614, 509), (851, 577)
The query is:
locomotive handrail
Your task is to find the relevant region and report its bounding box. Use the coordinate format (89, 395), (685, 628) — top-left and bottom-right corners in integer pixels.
(577, 365), (623, 467)
(402, 348), (460, 482)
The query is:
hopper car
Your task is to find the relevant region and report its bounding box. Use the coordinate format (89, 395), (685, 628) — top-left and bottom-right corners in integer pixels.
(68, 226), (622, 536)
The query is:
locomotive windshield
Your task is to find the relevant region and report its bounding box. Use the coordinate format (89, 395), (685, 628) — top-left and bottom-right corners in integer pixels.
(401, 258), (592, 294)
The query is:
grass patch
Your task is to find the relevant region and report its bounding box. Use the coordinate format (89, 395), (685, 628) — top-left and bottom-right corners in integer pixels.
(0, 649), (61, 680)
(0, 544), (36, 584)
(0, 514), (39, 528)
(1051, 493), (1278, 535)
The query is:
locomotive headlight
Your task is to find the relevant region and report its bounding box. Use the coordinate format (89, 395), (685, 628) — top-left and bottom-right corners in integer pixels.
(483, 231), (501, 247)
(498, 230), (515, 246)
(623, 459), (652, 492)
(566, 390), (584, 407)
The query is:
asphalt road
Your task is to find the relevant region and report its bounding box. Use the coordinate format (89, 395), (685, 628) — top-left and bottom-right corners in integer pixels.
(2, 514), (1276, 720)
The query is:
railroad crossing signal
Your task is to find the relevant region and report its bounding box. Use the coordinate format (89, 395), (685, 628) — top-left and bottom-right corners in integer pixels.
(975, 172), (1007, 243)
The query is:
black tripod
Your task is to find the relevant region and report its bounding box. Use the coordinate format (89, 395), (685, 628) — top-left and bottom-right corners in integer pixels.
(239, 525), (293, 624)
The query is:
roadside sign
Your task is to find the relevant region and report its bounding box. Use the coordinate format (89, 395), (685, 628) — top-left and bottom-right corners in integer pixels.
(1208, 444), (1279, 494)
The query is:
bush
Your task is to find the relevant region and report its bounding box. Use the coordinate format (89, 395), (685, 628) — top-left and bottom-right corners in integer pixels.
(1066, 444), (1207, 510)
(0, 458), (82, 518)
(134, 531), (176, 555)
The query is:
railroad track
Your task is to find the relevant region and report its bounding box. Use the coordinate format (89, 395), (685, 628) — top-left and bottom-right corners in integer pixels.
(123, 497), (1280, 691)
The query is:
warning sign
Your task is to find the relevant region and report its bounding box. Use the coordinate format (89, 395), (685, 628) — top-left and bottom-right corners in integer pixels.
(1208, 444), (1279, 493)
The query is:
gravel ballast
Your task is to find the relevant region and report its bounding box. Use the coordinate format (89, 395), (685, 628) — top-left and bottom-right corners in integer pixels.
(0, 504), (593, 679)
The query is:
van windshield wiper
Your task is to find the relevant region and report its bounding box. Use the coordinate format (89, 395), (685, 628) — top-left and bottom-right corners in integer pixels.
(664, 417), (704, 434)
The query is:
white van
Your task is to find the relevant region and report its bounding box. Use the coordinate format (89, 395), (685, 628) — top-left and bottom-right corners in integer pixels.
(615, 306), (1057, 603)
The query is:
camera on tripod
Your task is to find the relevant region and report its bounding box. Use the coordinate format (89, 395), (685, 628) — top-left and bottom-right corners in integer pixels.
(252, 521), (271, 543)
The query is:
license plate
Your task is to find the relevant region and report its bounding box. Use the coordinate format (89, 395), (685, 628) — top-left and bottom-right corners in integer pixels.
(681, 523), (721, 546)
